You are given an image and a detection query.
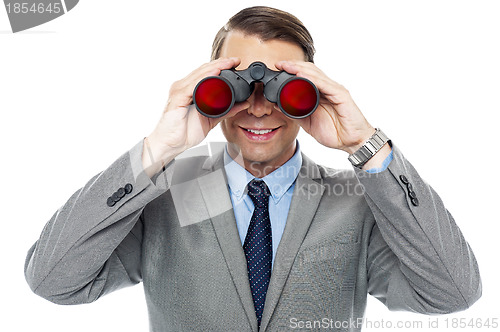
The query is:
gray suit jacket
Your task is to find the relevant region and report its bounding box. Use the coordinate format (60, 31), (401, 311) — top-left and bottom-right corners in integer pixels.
(25, 141), (481, 331)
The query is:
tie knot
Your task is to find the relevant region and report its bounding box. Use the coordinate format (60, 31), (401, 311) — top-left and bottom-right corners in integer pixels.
(247, 180), (270, 208)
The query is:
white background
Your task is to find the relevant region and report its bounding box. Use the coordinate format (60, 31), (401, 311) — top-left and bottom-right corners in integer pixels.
(1, 1), (499, 331)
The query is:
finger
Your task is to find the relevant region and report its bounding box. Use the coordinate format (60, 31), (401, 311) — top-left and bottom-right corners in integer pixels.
(224, 101), (251, 118)
(182, 57), (241, 91)
(208, 101), (251, 128)
(168, 57), (241, 108)
(275, 61), (348, 101)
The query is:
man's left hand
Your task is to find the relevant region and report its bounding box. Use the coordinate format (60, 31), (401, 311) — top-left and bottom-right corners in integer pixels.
(275, 61), (376, 155)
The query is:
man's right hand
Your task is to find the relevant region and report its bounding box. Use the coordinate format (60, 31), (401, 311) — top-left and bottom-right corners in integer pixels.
(142, 57), (250, 177)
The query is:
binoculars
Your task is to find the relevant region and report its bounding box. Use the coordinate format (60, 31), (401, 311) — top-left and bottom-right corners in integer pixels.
(193, 61), (319, 119)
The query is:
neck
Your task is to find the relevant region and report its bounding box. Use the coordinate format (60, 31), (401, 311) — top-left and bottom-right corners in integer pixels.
(227, 142), (297, 178)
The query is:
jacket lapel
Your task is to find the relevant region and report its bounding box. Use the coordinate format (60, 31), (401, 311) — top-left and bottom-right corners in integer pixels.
(259, 154), (325, 332)
(197, 148), (259, 332)
(195, 147), (325, 332)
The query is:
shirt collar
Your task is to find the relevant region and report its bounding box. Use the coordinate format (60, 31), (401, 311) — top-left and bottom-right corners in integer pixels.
(223, 141), (302, 204)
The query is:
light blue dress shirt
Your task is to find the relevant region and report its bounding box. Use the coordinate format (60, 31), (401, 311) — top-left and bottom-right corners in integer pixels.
(223, 141), (393, 266)
(223, 142), (302, 266)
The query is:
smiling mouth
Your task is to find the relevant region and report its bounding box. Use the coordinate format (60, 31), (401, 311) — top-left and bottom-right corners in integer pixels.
(241, 127), (280, 135)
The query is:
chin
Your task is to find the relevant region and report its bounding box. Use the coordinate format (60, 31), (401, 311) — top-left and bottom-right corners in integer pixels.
(242, 150), (280, 166)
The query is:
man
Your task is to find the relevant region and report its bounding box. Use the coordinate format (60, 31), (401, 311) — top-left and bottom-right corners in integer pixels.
(25, 6), (481, 331)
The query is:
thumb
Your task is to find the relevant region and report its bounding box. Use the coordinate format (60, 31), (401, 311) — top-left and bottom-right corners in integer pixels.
(210, 101), (250, 127)
(225, 101), (251, 119)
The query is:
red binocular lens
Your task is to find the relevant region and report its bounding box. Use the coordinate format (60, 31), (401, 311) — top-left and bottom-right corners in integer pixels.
(193, 62), (319, 118)
(193, 77), (235, 117)
(277, 78), (319, 119)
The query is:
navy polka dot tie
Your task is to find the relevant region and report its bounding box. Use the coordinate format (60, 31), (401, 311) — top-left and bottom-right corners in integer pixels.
(243, 179), (272, 328)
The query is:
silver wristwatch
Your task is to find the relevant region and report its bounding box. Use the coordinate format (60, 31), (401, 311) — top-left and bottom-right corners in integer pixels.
(348, 128), (389, 168)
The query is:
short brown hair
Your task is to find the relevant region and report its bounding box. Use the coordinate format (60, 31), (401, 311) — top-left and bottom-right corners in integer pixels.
(211, 6), (315, 62)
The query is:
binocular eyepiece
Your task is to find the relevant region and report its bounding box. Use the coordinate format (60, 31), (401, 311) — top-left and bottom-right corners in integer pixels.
(193, 61), (319, 118)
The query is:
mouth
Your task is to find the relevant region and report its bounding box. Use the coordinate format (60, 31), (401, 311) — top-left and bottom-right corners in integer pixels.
(239, 126), (280, 141)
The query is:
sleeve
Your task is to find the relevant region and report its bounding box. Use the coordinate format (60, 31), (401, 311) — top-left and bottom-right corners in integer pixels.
(24, 139), (175, 305)
(357, 143), (482, 314)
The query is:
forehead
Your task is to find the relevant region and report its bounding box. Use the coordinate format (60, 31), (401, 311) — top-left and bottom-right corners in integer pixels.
(219, 31), (306, 70)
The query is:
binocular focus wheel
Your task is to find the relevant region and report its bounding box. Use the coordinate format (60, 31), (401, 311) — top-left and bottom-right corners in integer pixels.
(193, 76), (235, 118)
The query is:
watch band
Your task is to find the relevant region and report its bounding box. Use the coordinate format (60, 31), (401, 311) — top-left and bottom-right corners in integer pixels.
(348, 128), (389, 168)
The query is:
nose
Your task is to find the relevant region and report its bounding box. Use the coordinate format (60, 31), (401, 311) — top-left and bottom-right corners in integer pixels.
(247, 83), (273, 117)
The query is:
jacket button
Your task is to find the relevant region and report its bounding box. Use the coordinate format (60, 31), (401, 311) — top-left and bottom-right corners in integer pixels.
(408, 191), (417, 199)
(124, 183), (133, 194)
(399, 175), (409, 185)
(107, 197), (116, 207)
(117, 187), (126, 198)
(411, 197), (420, 206)
(112, 192), (121, 202)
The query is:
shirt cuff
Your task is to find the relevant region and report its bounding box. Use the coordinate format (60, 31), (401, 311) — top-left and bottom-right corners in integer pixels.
(365, 149), (394, 173)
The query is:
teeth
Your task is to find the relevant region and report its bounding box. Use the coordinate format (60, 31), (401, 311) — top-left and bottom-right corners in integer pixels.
(246, 129), (273, 134)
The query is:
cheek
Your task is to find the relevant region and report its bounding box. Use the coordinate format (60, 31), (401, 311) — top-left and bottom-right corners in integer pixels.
(285, 122), (301, 138)
(220, 119), (236, 141)
(220, 120), (227, 135)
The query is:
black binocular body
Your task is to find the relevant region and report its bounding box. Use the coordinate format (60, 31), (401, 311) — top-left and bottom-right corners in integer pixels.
(193, 61), (319, 118)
